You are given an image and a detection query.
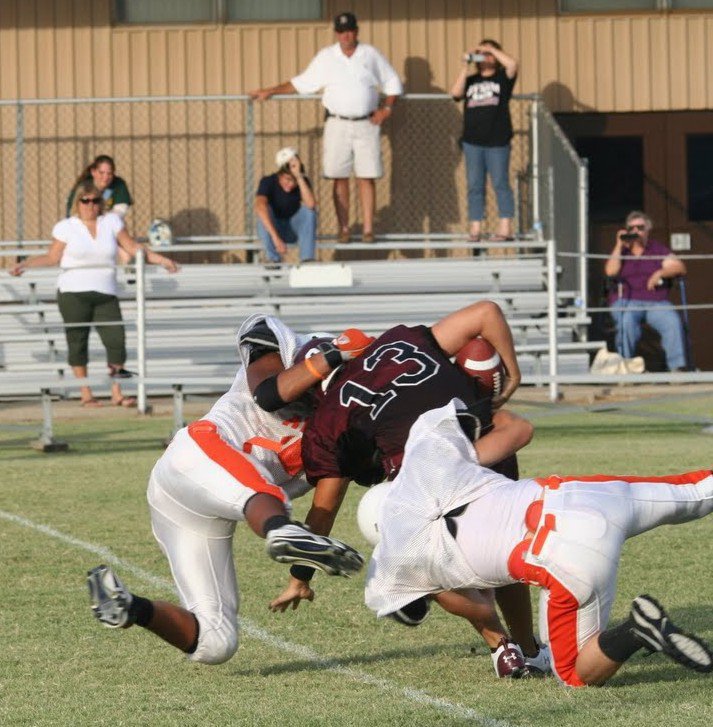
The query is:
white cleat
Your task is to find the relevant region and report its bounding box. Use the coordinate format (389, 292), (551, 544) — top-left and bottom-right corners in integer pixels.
(87, 564), (133, 629)
(525, 642), (553, 675)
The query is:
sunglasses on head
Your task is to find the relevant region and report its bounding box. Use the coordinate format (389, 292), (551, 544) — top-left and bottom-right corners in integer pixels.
(79, 197), (102, 204)
(628, 224), (646, 231)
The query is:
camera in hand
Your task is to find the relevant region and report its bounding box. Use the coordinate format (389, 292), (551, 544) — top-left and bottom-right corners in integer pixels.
(620, 232), (640, 242)
(465, 53), (487, 63)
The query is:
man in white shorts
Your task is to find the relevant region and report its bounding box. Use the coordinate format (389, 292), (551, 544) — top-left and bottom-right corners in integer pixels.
(364, 400), (713, 686)
(250, 11), (402, 243)
(86, 315), (367, 665)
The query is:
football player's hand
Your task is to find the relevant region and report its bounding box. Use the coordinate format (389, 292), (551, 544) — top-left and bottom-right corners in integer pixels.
(268, 577), (315, 613)
(492, 373), (520, 409)
(332, 328), (375, 360)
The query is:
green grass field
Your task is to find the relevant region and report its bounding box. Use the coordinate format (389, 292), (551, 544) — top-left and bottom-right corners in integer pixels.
(1, 393), (712, 727)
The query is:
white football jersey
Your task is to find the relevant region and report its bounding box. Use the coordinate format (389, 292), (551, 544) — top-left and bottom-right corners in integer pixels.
(365, 399), (535, 617)
(201, 314), (316, 499)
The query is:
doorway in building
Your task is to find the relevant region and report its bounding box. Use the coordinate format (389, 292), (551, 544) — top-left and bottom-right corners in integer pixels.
(556, 111), (713, 370)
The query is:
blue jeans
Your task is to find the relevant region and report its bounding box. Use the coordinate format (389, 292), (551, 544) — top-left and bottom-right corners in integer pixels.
(463, 142), (514, 221)
(611, 298), (686, 370)
(256, 206), (317, 263)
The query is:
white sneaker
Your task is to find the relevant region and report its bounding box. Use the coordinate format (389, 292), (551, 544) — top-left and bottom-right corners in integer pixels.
(525, 643), (553, 675)
(87, 564), (133, 629)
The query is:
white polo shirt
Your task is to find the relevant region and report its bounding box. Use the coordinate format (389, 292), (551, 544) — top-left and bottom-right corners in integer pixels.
(53, 213), (123, 295)
(291, 42), (402, 118)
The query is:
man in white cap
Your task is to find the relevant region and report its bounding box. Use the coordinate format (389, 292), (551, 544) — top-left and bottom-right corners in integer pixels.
(250, 11), (402, 244)
(255, 148), (317, 264)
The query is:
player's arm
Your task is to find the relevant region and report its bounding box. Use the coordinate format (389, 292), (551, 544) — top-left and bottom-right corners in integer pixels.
(431, 301), (521, 404)
(474, 409), (532, 467)
(248, 330), (373, 412)
(247, 351), (330, 410)
(268, 476), (350, 613)
(301, 476), (351, 536)
(433, 589), (508, 649)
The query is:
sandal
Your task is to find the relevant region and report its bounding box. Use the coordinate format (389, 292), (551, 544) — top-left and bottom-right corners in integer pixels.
(81, 398), (103, 408)
(112, 396), (137, 408)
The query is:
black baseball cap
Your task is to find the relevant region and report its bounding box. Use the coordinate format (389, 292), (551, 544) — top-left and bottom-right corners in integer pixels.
(334, 12), (357, 32)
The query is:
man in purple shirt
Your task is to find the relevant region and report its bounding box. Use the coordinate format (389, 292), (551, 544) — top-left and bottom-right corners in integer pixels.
(605, 210), (688, 371)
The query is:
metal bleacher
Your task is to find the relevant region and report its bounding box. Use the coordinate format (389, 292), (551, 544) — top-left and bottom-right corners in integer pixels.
(0, 253), (601, 403)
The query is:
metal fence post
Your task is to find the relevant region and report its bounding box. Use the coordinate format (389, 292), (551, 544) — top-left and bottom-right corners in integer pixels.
(578, 158), (589, 340)
(15, 103), (25, 243)
(530, 97), (540, 233)
(546, 237), (559, 403)
(244, 99), (255, 240)
(135, 249), (147, 413)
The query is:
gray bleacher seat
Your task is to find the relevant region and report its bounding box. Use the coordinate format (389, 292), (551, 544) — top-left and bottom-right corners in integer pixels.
(0, 256), (597, 398)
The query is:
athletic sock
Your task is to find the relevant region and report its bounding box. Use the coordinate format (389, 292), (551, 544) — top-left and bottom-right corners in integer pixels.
(598, 616), (643, 663)
(262, 514), (291, 536)
(129, 595), (155, 628)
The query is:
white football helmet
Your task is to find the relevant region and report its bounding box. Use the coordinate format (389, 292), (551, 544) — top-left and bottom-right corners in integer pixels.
(148, 219), (174, 248)
(356, 481), (391, 546)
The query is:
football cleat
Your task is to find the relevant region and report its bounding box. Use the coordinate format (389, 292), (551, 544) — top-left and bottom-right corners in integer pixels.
(631, 594), (713, 673)
(266, 523), (364, 577)
(524, 642), (553, 675)
(87, 564), (134, 629)
(491, 637), (530, 679)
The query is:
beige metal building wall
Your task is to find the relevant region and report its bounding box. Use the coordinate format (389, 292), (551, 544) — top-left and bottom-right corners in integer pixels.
(1, 1), (712, 243)
(1, 1), (712, 110)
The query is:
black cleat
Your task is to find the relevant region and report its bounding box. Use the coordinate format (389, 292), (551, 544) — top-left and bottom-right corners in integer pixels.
(631, 594), (713, 673)
(266, 523), (364, 577)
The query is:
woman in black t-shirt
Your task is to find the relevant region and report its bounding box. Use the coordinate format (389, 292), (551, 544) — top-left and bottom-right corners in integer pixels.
(451, 40), (518, 244)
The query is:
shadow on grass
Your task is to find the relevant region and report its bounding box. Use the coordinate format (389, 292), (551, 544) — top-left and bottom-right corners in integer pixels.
(0, 435), (169, 460)
(231, 641), (473, 677)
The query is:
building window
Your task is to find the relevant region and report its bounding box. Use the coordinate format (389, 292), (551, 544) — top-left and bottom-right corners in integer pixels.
(115, 0), (323, 24)
(226, 0), (322, 22)
(560, 0), (713, 10)
(560, 0), (657, 10)
(687, 135), (713, 221)
(115, 0), (215, 23)
(575, 137), (644, 223)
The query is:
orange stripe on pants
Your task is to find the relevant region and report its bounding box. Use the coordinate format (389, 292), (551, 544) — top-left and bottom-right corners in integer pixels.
(536, 469), (712, 490)
(187, 420), (287, 504)
(521, 560), (586, 687)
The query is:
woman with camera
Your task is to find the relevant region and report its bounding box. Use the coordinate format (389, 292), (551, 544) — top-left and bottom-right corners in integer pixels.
(451, 40), (518, 244)
(605, 210), (687, 371)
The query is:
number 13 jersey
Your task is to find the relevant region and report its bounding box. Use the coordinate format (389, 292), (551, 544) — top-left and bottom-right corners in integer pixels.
(302, 324), (491, 484)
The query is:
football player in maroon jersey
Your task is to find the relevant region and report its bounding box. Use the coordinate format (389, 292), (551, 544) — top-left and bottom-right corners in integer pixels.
(250, 301), (549, 675)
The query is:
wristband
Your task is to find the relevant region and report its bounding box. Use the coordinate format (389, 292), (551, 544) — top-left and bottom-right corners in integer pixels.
(316, 341), (343, 369)
(290, 564), (315, 582)
(304, 356), (325, 380)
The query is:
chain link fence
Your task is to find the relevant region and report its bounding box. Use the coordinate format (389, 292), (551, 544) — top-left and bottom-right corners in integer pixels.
(0, 93), (539, 258)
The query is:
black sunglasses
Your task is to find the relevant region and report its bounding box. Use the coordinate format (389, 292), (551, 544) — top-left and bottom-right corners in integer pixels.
(79, 197), (102, 204)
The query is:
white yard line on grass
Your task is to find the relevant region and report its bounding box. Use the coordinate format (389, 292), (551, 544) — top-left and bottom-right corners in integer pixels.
(1, 509), (515, 727)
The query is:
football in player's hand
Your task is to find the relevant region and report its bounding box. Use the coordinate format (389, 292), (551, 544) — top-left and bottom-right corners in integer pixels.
(455, 337), (505, 399)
